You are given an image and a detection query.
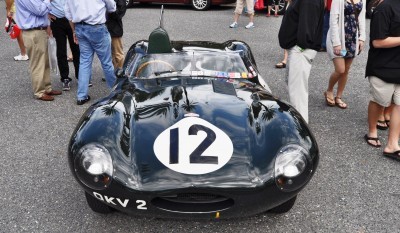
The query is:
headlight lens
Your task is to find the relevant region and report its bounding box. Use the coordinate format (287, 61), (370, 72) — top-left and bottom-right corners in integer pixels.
(275, 145), (311, 192)
(74, 144), (113, 190)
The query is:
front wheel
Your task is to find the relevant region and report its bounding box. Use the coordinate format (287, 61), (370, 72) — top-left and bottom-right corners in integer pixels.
(85, 192), (114, 214)
(271, 0), (287, 15)
(268, 195), (297, 213)
(191, 0), (211, 11)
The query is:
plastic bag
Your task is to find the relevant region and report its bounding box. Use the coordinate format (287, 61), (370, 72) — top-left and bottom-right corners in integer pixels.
(48, 37), (59, 74)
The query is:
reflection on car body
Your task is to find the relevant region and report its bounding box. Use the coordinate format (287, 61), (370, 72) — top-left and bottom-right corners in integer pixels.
(68, 7), (319, 219)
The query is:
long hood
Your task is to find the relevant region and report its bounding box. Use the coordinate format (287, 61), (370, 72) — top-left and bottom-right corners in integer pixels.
(80, 78), (315, 191)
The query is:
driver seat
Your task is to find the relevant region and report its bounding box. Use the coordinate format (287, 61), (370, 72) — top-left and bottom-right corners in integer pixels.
(147, 27), (172, 54)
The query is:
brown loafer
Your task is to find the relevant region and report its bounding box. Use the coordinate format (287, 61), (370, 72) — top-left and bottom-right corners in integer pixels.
(38, 94), (54, 101)
(46, 90), (62, 95)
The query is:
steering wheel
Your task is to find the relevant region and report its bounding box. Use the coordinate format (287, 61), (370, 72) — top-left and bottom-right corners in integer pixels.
(135, 60), (175, 77)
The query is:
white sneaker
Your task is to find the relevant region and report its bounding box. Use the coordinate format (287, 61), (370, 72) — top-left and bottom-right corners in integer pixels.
(14, 54), (29, 61)
(245, 22), (254, 29)
(229, 22), (238, 28)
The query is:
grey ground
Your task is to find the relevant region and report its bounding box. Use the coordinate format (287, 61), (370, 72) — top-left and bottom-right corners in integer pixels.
(0, 2), (399, 233)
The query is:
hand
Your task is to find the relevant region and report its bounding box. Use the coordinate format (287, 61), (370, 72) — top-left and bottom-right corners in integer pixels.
(73, 32), (79, 44)
(47, 26), (52, 37)
(333, 45), (342, 56)
(358, 40), (365, 54)
(48, 14), (56, 22)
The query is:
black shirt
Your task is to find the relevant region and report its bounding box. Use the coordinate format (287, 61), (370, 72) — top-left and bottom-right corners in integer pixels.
(278, 0), (325, 51)
(365, 0), (400, 83)
(106, 0), (126, 37)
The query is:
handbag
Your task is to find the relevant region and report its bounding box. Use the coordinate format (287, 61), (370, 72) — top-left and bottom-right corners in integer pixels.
(48, 37), (59, 74)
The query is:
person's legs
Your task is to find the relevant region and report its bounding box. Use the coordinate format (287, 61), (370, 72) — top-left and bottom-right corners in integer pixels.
(267, 5), (272, 16)
(89, 25), (116, 88)
(16, 33), (27, 56)
(325, 57), (345, 103)
(111, 37), (124, 69)
(384, 103), (394, 124)
(334, 58), (354, 108)
(367, 101), (384, 146)
(66, 21), (80, 79)
(51, 18), (69, 82)
(384, 104), (400, 154)
(23, 30), (50, 99)
(367, 76), (395, 147)
(274, 5), (279, 16)
(75, 25), (94, 101)
(286, 47), (317, 123)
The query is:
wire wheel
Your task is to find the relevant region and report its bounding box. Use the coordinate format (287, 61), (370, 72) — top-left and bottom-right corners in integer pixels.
(192, 0), (211, 11)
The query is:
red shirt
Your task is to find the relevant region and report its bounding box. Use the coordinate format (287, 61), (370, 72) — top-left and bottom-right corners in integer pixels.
(326, 0), (332, 11)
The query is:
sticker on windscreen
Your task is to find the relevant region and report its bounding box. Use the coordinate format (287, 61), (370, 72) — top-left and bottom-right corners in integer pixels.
(153, 117), (233, 175)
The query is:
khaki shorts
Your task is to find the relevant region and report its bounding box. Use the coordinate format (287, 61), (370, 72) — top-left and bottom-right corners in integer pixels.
(368, 76), (400, 107)
(234, 0), (255, 15)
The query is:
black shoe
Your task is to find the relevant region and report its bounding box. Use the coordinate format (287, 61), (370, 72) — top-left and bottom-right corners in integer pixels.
(101, 78), (105, 82)
(62, 79), (71, 91)
(77, 95), (91, 105)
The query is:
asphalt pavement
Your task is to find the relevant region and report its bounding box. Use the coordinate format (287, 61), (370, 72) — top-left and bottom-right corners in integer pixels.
(0, 2), (399, 232)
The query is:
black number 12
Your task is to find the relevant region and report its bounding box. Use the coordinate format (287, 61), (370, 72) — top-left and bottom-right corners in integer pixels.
(169, 124), (218, 164)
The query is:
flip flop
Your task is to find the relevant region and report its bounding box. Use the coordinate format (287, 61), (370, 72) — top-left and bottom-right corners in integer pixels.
(324, 92), (335, 106)
(364, 134), (381, 148)
(385, 120), (390, 127)
(335, 97), (347, 109)
(383, 150), (400, 161)
(377, 120), (389, 130)
(275, 61), (286, 69)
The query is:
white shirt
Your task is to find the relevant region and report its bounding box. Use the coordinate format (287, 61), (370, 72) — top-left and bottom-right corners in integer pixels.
(64, 0), (116, 25)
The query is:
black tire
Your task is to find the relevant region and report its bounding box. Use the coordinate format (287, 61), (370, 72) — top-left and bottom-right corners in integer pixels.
(126, 0), (133, 7)
(85, 191), (113, 214)
(268, 195), (297, 214)
(271, 0), (287, 15)
(191, 0), (211, 11)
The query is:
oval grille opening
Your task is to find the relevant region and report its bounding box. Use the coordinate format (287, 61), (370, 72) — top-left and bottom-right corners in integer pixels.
(152, 193), (234, 213)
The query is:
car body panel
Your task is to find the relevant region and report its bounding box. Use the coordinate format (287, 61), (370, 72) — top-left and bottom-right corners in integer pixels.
(68, 28), (319, 218)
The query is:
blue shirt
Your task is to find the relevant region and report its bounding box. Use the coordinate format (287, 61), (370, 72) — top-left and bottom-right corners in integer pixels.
(15, 0), (51, 30)
(65, 0), (116, 25)
(50, 0), (65, 18)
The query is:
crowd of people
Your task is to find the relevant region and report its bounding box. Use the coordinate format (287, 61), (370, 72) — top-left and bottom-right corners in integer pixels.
(5, 0), (400, 161)
(7, 0), (126, 104)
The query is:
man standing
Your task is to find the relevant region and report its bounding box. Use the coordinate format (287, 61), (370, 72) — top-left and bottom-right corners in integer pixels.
(49, 0), (80, 91)
(365, 0), (400, 161)
(106, 0), (126, 70)
(64, 0), (116, 105)
(15, 0), (62, 101)
(278, 0), (325, 123)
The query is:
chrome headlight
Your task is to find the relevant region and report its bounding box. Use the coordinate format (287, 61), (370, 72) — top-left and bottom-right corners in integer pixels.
(74, 144), (113, 190)
(274, 145), (311, 191)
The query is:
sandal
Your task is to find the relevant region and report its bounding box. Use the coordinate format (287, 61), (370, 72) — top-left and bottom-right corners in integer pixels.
(324, 92), (335, 106)
(383, 150), (400, 161)
(335, 97), (347, 109)
(377, 120), (388, 130)
(385, 119), (390, 128)
(275, 61), (286, 69)
(364, 134), (381, 148)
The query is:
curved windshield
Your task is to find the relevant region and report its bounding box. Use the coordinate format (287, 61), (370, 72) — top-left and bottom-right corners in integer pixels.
(129, 51), (250, 79)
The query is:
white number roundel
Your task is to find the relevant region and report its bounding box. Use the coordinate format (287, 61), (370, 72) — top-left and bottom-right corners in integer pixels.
(153, 117), (234, 175)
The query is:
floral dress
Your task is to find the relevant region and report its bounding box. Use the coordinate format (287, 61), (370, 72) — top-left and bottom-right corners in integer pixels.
(344, 0), (363, 58)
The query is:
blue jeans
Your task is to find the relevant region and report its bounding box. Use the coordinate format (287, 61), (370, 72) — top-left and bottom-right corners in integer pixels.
(75, 24), (116, 100)
(321, 10), (330, 49)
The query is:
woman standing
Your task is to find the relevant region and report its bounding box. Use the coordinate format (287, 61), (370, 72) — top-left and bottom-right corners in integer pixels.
(324, 0), (365, 109)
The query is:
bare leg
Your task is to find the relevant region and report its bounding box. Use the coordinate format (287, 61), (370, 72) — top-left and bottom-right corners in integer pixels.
(249, 14), (254, 23)
(384, 105), (400, 153)
(325, 57), (345, 100)
(335, 58), (353, 98)
(17, 33), (26, 56)
(367, 101), (384, 146)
